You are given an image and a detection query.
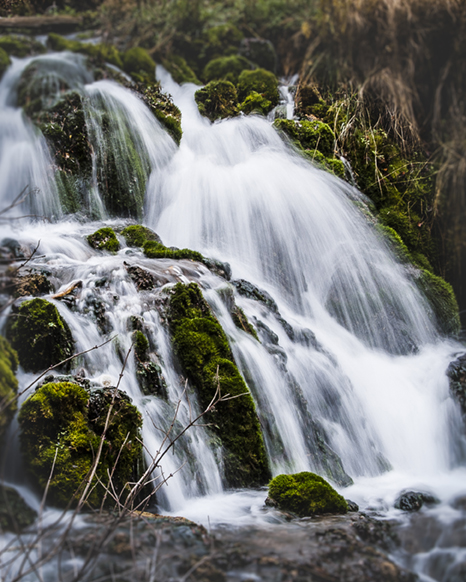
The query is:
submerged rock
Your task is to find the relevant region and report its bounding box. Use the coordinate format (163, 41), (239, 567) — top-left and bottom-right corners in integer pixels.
(18, 381), (143, 508)
(6, 297), (74, 373)
(267, 472), (348, 517)
(394, 490), (439, 512)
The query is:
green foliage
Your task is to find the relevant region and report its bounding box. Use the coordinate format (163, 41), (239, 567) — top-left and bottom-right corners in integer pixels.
(18, 382), (143, 508)
(237, 68), (279, 108)
(304, 149), (345, 178)
(195, 80), (239, 122)
(0, 35), (46, 57)
(6, 298), (74, 373)
(203, 55), (252, 84)
(162, 55), (201, 85)
(199, 23), (244, 66)
(137, 84), (183, 145)
(0, 47), (10, 79)
(122, 47), (155, 83)
(168, 282), (270, 487)
(417, 270), (460, 337)
(122, 225), (161, 248)
(239, 91), (272, 116)
(87, 227), (120, 252)
(47, 33), (123, 69)
(0, 336), (18, 440)
(268, 472), (348, 517)
(143, 241), (203, 261)
(274, 118), (335, 157)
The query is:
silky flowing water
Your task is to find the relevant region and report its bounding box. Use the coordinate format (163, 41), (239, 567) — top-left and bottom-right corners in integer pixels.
(0, 52), (465, 581)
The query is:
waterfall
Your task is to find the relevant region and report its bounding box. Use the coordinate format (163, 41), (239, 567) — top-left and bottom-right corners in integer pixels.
(0, 53), (465, 528)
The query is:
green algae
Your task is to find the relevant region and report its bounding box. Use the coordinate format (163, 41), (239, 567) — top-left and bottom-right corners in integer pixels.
(18, 381), (143, 508)
(87, 227), (120, 252)
(168, 282), (270, 487)
(6, 298), (74, 373)
(268, 471), (348, 517)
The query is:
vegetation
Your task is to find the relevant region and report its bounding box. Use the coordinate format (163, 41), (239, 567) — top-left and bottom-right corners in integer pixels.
(0, 35), (46, 58)
(143, 240), (203, 261)
(195, 80), (239, 122)
(121, 224), (161, 247)
(268, 471), (348, 517)
(87, 227), (120, 252)
(0, 336), (19, 440)
(18, 381), (143, 507)
(6, 298), (74, 373)
(0, 48), (10, 80)
(168, 282), (270, 487)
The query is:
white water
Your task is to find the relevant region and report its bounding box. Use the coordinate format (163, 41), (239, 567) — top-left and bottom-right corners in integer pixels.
(0, 53), (465, 580)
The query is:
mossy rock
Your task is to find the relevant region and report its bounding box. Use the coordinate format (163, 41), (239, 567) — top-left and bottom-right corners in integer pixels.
(195, 80), (239, 122)
(0, 47), (10, 79)
(0, 35), (46, 58)
(133, 331), (167, 398)
(0, 336), (18, 440)
(199, 23), (244, 66)
(162, 55), (201, 85)
(0, 485), (37, 533)
(238, 38), (277, 73)
(13, 272), (53, 298)
(231, 306), (259, 341)
(138, 83), (182, 145)
(305, 149), (345, 178)
(237, 68), (279, 109)
(417, 270), (460, 337)
(168, 283), (270, 487)
(268, 472), (348, 517)
(47, 34), (123, 69)
(239, 91), (272, 116)
(122, 224), (161, 248)
(203, 55), (252, 85)
(122, 47), (155, 83)
(18, 382), (143, 508)
(6, 298), (74, 373)
(143, 240), (203, 261)
(87, 227), (120, 252)
(274, 118), (335, 158)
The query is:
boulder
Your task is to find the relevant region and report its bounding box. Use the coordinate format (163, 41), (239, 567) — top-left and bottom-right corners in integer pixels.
(394, 490), (439, 512)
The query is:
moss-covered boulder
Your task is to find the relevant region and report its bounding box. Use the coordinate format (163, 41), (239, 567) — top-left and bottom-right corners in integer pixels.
(122, 47), (155, 83)
(239, 38), (277, 73)
(237, 68), (279, 110)
(137, 83), (183, 145)
(274, 118), (335, 158)
(143, 240), (203, 261)
(416, 269), (460, 336)
(6, 298), (74, 373)
(304, 149), (345, 179)
(87, 227), (120, 252)
(267, 472), (348, 517)
(199, 23), (244, 67)
(0, 336), (18, 440)
(168, 282), (270, 487)
(195, 80), (239, 122)
(133, 331), (167, 398)
(0, 485), (37, 533)
(122, 224), (162, 247)
(0, 47), (10, 80)
(162, 55), (201, 85)
(47, 33), (123, 69)
(239, 91), (272, 116)
(203, 55), (252, 85)
(0, 35), (46, 58)
(18, 381), (143, 508)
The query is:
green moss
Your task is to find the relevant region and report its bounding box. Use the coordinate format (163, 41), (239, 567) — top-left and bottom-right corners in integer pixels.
(133, 330), (149, 361)
(6, 298), (74, 373)
(275, 118), (335, 158)
(122, 224), (161, 247)
(305, 149), (345, 178)
(268, 472), (348, 517)
(138, 83), (183, 144)
(237, 68), (279, 109)
(195, 80), (239, 122)
(417, 270), (460, 337)
(87, 227), (120, 252)
(239, 91), (272, 116)
(238, 38), (277, 72)
(199, 23), (244, 66)
(231, 306), (259, 341)
(0, 336), (18, 440)
(143, 240), (203, 261)
(169, 283), (270, 487)
(0, 35), (46, 58)
(18, 382), (143, 508)
(162, 55), (201, 85)
(0, 47), (10, 79)
(122, 47), (155, 83)
(203, 55), (252, 85)
(0, 485), (37, 533)
(47, 33), (123, 69)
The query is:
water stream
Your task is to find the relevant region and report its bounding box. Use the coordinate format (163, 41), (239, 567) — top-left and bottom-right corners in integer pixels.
(0, 52), (465, 581)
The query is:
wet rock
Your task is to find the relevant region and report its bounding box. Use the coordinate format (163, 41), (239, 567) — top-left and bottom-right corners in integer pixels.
(195, 80), (239, 122)
(13, 271), (53, 298)
(1, 237), (26, 259)
(239, 38), (278, 73)
(446, 352), (466, 416)
(124, 262), (157, 291)
(233, 279), (279, 313)
(394, 490), (439, 512)
(253, 318), (279, 345)
(0, 485), (37, 533)
(352, 514), (399, 550)
(202, 257), (231, 280)
(346, 499), (359, 512)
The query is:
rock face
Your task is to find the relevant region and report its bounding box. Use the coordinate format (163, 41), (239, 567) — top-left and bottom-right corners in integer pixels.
(267, 472), (348, 517)
(6, 297), (74, 372)
(447, 353), (466, 417)
(18, 381), (143, 508)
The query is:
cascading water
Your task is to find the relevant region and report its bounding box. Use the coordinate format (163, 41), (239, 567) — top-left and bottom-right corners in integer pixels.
(0, 51), (465, 581)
